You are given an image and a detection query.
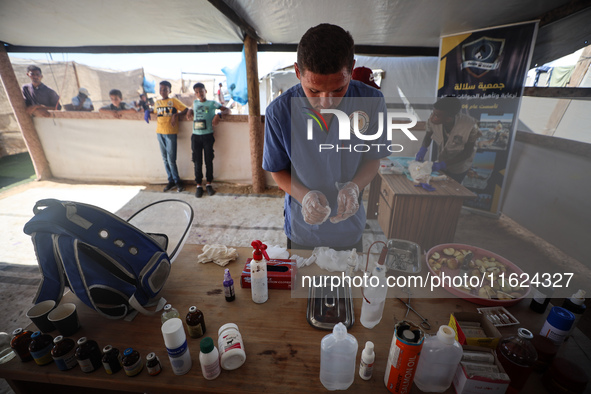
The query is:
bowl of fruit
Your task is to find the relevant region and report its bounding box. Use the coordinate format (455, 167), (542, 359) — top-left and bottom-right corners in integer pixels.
(426, 243), (530, 306)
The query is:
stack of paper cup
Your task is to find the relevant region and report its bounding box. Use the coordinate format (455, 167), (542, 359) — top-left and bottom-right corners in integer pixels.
(161, 318), (192, 375)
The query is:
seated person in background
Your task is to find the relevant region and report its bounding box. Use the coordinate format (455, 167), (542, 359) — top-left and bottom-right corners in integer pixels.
(415, 97), (481, 184)
(99, 89), (137, 118)
(22, 65), (61, 117)
(137, 93), (151, 111)
(65, 87), (94, 111)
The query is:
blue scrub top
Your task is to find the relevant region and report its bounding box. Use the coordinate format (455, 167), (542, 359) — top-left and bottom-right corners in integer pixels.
(263, 80), (390, 248)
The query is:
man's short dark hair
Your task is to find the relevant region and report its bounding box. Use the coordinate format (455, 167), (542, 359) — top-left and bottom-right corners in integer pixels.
(27, 65), (42, 74)
(193, 83), (205, 90)
(433, 97), (462, 117)
(297, 24), (355, 75)
(160, 81), (172, 89)
(109, 89), (122, 98)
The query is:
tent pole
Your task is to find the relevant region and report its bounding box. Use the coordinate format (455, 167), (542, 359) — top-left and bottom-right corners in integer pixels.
(0, 45), (51, 179)
(244, 34), (265, 193)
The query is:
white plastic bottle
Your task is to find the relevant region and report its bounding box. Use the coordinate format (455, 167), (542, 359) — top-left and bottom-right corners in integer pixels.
(413, 325), (463, 393)
(360, 263), (388, 329)
(320, 322), (358, 390)
(199, 337), (221, 380)
(250, 240), (269, 304)
(161, 318), (192, 375)
(359, 341), (375, 380)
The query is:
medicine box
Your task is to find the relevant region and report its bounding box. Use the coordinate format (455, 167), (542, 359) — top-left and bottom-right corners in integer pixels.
(240, 259), (296, 290)
(453, 345), (510, 394)
(449, 312), (502, 349)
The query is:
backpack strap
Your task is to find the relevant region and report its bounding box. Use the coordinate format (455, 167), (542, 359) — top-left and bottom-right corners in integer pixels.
(31, 233), (65, 305)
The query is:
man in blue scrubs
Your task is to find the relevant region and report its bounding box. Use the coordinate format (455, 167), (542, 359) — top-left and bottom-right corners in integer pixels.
(263, 24), (390, 251)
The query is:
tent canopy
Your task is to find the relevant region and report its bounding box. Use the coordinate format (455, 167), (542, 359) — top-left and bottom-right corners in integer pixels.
(1, 0), (590, 65)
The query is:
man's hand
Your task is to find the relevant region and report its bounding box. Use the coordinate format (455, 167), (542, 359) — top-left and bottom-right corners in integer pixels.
(330, 182), (360, 224)
(432, 161), (447, 172)
(170, 113), (178, 127)
(302, 190), (331, 225)
(212, 114), (221, 127)
(415, 146), (428, 162)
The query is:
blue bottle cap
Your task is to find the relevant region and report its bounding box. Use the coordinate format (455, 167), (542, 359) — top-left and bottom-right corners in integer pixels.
(547, 306), (575, 331)
(124, 347), (133, 356)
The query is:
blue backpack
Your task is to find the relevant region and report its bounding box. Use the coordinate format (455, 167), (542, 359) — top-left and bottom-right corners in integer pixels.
(23, 199), (193, 319)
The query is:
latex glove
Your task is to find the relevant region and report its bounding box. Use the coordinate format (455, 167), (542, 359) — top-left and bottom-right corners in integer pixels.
(144, 109), (150, 123)
(302, 190), (331, 225)
(415, 146), (428, 162)
(432, 161), (447, 172)
(415, 182), (436, 191)
(330, 181), (360, 224)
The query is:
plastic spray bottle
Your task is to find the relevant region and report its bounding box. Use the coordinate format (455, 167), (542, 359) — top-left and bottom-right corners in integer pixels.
(223, 269), (235, 302)
(250, 240), (269, 304)
(360, 259), (388, 329)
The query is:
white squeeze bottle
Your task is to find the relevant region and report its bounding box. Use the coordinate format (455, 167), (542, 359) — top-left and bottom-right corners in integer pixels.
(320, 322), (358, 390)
(360, 261), (387, 329)
(413, 325), (463, 393)
(359, 341), (375, 380)
(250, 240), (269, 304)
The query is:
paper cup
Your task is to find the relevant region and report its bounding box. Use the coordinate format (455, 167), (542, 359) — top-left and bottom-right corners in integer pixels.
(26, 300), (56, 333)
(48, 303), (80, 337)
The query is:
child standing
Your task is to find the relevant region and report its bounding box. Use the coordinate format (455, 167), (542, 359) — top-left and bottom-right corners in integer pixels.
(188, 83), (230, 198)
(154, 81), (188, 192)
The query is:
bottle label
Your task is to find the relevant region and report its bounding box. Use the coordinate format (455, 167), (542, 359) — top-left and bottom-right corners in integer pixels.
(31, 344), (53, 366)
(53, 351), (77, 371)
(219, 332), (243, 353)
(359, 360), (374, 379)
(167, 340), (188, 358)
(78, 357), (96, 372)
(224, 285), (235, 298)
(203, 359), (221, 379)
(147, 360), (162, 376)
(187, 323), (204, 338)
(124, 357), (144, 377)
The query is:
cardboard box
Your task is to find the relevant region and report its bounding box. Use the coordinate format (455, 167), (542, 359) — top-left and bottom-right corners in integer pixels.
(453, 345), (510, 394)
(448, 312), (502, 349)
(240, 258), (296, 290)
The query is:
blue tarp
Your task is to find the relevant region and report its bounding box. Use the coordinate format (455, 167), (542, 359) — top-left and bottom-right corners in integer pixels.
(222, 48), (248, 105)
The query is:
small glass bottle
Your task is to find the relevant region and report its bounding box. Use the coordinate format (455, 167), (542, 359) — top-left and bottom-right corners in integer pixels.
(51, 335), (78, 371)
(496, 328), (538, 394)
(75, 337), (102, 373)
(161, 304), (180, 324)
(146, 352), (162, 376)
(101, 345), (122, 374)
(186, 306), (206, 339)
(28, 331), (54, 366)
(122, 348), (143, 377)
(11, 328), (33, 362)
(223, 269), (235, 302)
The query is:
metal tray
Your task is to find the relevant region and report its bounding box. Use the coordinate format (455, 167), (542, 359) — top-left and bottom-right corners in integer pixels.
(306, 277), (354, 330)
(385, 239), (421, 273)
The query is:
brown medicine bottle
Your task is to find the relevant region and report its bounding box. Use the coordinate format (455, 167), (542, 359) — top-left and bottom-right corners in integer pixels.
(122, 348), (143, 377)
(28, 331), (54, 366)
(186, 306), (206, 338)
(51, 336), (78, 371)
(11, 328), (33, 362)
(75, 337), (102, 373)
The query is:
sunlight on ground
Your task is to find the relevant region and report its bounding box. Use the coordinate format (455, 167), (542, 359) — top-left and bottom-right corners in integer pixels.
(0, 182), (144, 265)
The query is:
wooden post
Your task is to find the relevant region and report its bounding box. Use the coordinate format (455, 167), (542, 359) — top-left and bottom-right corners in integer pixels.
(0, 46), (52, 179)
(244, 34), (266, 193)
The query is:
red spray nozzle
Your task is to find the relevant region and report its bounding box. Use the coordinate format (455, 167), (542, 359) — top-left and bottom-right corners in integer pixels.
(251, 240), (269, 261)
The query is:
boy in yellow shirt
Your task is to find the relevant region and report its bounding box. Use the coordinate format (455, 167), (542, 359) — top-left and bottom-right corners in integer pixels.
(154, 81), (188, 192)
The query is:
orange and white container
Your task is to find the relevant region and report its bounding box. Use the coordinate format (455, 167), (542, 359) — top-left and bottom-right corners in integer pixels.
(384, 321), (425, 393)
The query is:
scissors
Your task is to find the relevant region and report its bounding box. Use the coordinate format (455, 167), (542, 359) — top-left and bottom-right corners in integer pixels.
(397, 293), (431, 330)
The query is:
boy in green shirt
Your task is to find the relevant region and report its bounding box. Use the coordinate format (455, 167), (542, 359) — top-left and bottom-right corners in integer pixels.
(187, 83), (230, 198)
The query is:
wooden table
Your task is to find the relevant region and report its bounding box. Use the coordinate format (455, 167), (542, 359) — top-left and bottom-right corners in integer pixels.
(0, 245), (586, 393)
(367, 173), (476, 251)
